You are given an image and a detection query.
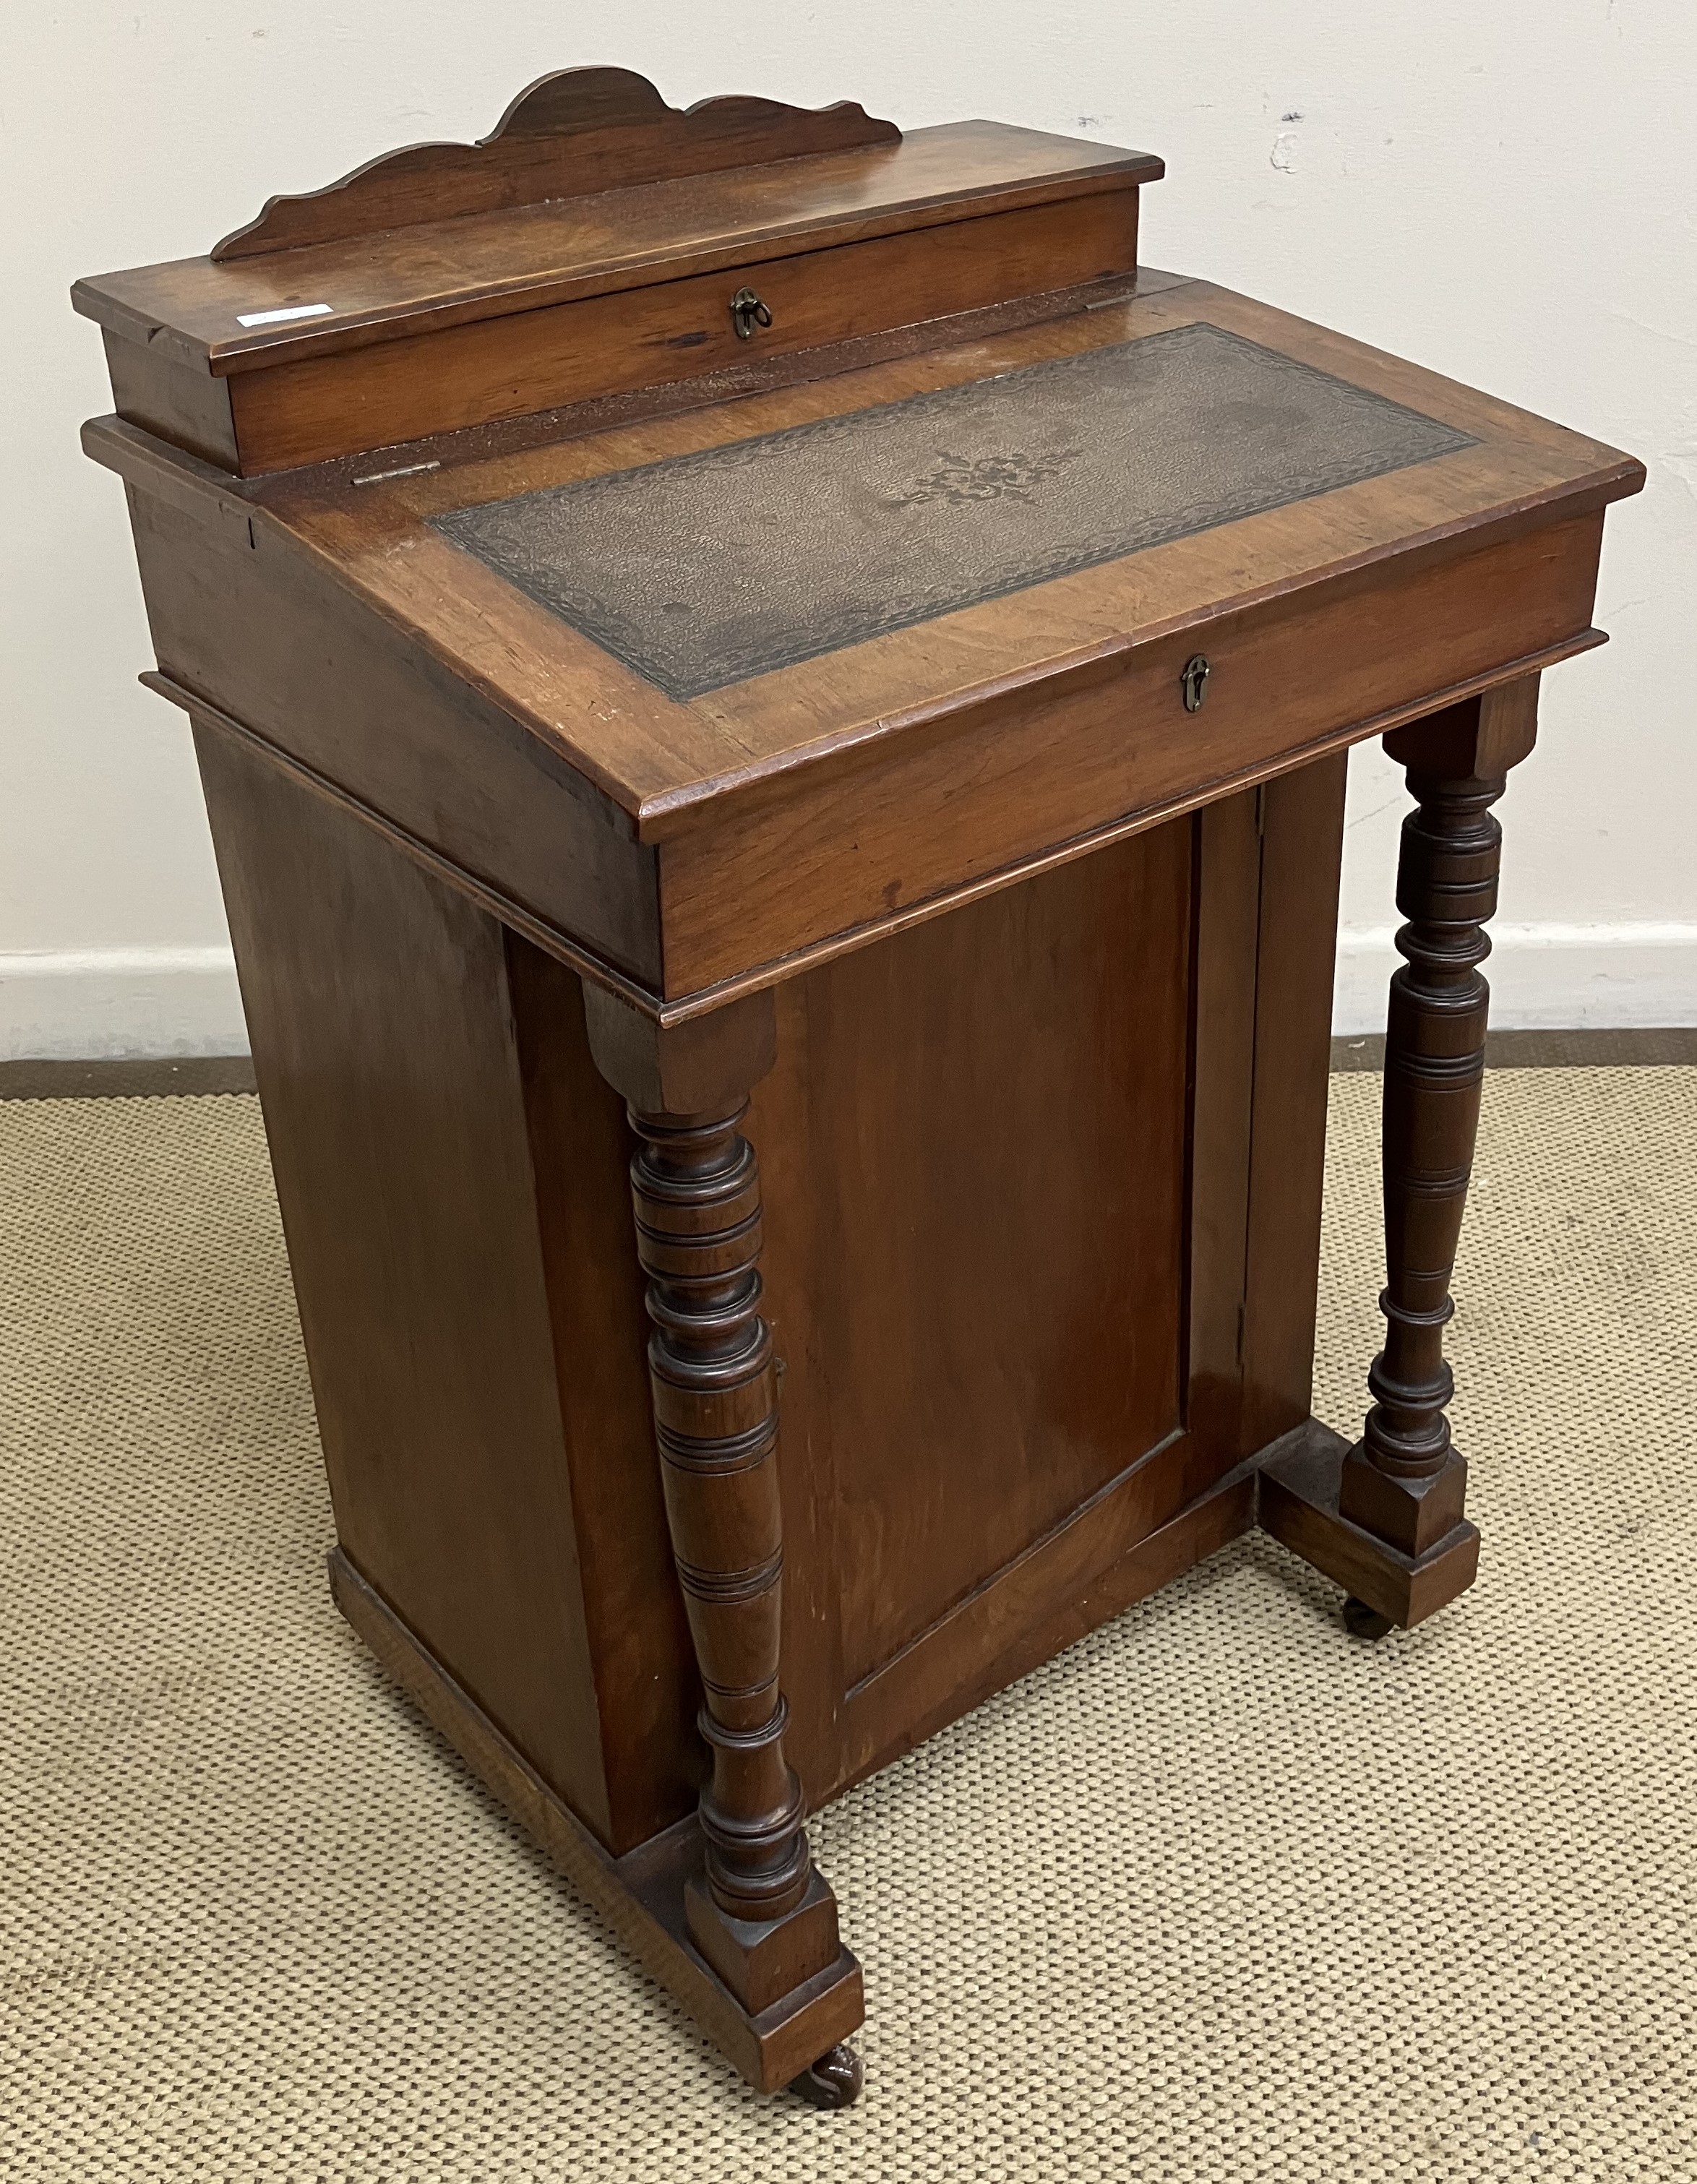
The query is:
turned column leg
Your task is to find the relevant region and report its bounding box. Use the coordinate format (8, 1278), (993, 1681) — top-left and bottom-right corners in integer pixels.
(1336, 768), (1502, 1576)
(1256, 679), (1539, 1633)
(580, 982), (860, 2105)
(1336, 681), (1541, 1632)
(629, 1101), (810, 1914)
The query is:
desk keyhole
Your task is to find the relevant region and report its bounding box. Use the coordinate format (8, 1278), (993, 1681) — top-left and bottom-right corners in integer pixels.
(730, 287), (774, 340)
(1181, 655), (1211, 713)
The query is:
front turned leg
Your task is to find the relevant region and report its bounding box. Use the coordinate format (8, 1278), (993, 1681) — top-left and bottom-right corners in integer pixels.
(1336, 758), (1502, 1629)
(1260, 677), (1539, 1633)
(630, 1099), (835, 1974)
(582, 984), (859, 2101)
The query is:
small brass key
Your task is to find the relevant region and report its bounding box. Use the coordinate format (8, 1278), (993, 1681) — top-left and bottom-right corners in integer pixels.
(729, 287), (774, 340)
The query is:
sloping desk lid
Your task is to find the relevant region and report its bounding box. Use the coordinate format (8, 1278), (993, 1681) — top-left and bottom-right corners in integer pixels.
(132, 271), (1641, 834)
(430, 322), (1476, 702)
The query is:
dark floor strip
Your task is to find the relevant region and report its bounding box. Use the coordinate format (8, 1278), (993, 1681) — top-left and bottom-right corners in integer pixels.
(0, 1056), (259, 1100)
(1, 1033), (1691, 1101)
(1331, 1028), (1697, 1072)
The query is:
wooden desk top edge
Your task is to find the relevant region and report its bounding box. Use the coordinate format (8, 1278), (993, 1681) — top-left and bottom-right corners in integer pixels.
(82, 267), (1644, 841)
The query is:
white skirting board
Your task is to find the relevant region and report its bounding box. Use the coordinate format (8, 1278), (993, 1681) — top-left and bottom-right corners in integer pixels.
(1, 928), (1695, 1059)
(0, 947), (247, 1060)
(1332, 922), (1697, 1038)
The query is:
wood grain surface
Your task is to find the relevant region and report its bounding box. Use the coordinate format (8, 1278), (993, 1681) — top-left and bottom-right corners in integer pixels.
(73, 121), (1160, 373)
(213, 66), (902, 261)
(196, 729), (626, 1841)
(79, 85), (1646, 2104)
(226, 192), (1138, 472)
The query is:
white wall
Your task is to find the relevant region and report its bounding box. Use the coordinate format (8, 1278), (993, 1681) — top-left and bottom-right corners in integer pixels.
(3, 1), (1693, 1055)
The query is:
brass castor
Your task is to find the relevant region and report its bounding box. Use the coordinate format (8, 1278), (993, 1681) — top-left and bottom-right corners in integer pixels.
(1343, 1595), (1395, 1641)
(790, 2042), (863, 2109)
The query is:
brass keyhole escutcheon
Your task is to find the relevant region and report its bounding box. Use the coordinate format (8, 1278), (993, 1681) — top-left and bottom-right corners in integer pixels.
(1180, 655), (1211, 713)
(730, 287), (774, 341)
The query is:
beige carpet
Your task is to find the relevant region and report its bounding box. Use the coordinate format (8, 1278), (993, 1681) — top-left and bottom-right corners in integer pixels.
(2, 1070), (1693, 2182)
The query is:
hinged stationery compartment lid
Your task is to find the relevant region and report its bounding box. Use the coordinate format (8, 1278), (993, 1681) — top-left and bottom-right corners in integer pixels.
(71, 66), (1164, 475)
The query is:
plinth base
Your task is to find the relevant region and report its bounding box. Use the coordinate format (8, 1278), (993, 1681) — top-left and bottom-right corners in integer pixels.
(329, 1550), (864, 2094)
(329, 1421), (1482, 2097)
(1257, 1421), (1480, 1629)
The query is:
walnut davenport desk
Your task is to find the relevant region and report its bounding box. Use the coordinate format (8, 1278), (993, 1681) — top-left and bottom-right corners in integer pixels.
(77, 70), (1642, 2107)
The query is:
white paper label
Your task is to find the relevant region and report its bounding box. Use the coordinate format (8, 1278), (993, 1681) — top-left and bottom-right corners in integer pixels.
(236, 302), (333, 327)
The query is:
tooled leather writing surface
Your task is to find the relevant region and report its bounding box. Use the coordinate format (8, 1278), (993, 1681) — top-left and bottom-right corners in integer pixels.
(433, 322), (1476, 700)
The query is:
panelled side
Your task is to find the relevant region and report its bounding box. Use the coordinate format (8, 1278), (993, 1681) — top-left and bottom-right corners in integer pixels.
(195, 726), (621, 1844)
(751, 821), (1247, 1801)
(1240, 752), (1350, 1450)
